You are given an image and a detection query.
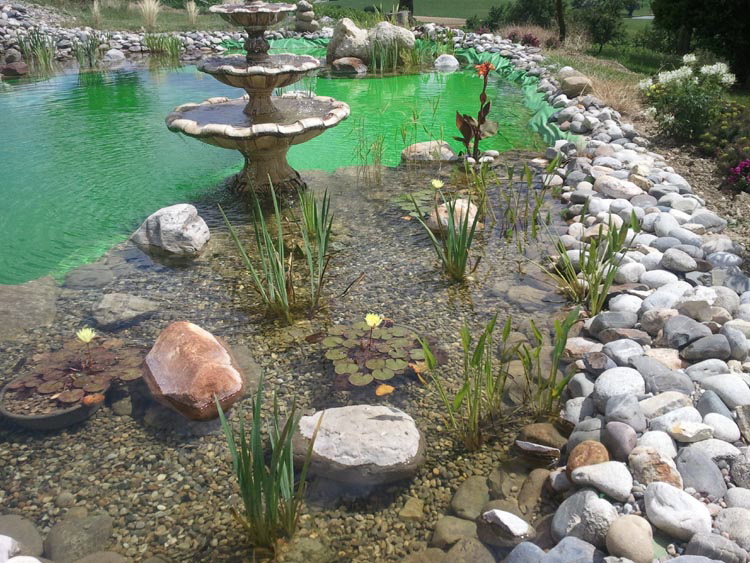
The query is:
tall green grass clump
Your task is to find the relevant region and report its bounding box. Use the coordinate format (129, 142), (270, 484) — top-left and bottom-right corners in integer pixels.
(144, 33), (181, 57)
(544, 212), (638, 315)
(216, 376), (320, 552)
(420, 315), (516, 450)
(221, 185), (335, 323)
(297, 188), (333, 315)
(17, 29), (56, 71)
(73, 33), (102, 68)
(411, 192), (480, 282)
(220, 187), (294, 324)
(517, 307), (579, 415)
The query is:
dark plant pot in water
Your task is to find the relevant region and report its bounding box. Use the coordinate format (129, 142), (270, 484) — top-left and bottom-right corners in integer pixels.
(0, 376), (103, 431)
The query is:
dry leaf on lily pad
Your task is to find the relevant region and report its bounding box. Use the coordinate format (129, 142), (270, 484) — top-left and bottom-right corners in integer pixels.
(375, 384), (394, 396)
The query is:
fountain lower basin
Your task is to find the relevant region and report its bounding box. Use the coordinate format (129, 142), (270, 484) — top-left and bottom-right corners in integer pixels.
(166, 92), (350, 192)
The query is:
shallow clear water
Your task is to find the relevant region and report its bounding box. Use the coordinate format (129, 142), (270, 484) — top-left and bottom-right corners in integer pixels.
(0, 63), (543, 285)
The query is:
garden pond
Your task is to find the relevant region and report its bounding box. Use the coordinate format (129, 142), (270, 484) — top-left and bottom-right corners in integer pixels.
(0, 44), (572, 563)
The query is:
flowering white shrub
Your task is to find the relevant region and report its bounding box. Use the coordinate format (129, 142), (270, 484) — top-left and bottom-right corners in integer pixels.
(640, 54), (736, 140)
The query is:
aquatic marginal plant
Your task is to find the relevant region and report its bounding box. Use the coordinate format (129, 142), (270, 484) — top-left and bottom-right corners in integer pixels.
(454, 61), (499, 161)
(321, 317), (425, 390)
(216, 375), (320, 553)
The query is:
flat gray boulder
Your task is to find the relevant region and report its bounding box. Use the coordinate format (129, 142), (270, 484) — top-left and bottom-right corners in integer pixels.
(92, 292), (158, 329)
(293, 405), (425, 485)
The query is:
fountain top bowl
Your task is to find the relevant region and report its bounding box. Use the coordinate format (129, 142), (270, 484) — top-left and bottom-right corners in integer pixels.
(209, 1), (296, 27)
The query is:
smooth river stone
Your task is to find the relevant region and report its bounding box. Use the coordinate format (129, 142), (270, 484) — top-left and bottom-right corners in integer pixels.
(592, 367), (645, 411)
(644, 482), (711, 540)
(570, 461), (633, 501)
(551, 489), (617, 548)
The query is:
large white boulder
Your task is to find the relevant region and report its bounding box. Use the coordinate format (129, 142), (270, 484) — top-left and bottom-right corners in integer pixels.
(130, 204), (209, 256)
(326, 18), (369, 62)
(293, 405), (425, 485)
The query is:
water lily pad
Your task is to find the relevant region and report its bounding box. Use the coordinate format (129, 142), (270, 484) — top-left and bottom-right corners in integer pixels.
(352, 321), (369, 331)
(342, 339), (359, 349)
(385, 358), (408, 371)
(322, 336), (343, 348)
(58, 389), (85, 404)
(375, 342), (391, 353)
(365, 358), (385, 370)
(119, 367), (143, 382)
(409, 348), (425, 360)
(23, 378), (40, 389)
(328, 325), (347, 336)
(7, 378), (28, 390)
(37, 381), (64, 394)
(389, 347), (407, 359)
(41, 370), (64, 381)
(372, 368), (395, 381)
(391, 326), (410, 337)
(348, 373), (374, 386)
(334, 362), (359, 375)
(83, 381), (108, 393)
(326, 349), (347, 361)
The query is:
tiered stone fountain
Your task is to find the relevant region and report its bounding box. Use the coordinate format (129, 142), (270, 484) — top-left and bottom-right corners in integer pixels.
(165, 1), (350, 193)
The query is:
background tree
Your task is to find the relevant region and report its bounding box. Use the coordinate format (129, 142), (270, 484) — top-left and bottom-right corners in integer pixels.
(573, 0), (625, 53)
(398, 0), (413, 12)
(555, 0), (566, 42)
(653, 0), (750, 86)
(624, 0), (641, 17)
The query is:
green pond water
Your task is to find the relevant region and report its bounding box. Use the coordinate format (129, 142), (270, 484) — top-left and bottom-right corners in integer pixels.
(0, 59), (545, 285)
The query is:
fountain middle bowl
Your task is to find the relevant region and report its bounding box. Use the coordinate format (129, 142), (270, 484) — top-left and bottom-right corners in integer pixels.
(198, 54), (320, 92)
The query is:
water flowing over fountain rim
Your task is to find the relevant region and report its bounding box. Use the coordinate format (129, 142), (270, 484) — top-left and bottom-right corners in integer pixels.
(165, 94), (351, 139)
(198, 53), (320, 77)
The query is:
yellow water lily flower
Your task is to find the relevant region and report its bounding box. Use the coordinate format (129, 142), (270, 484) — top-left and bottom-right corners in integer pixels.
(431, 179), (445, 189)
(365, 313), (383, 328)
(76, 327), (96, 344)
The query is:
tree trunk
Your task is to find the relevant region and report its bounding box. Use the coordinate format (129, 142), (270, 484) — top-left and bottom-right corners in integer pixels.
(677, 24), (693, 54)
(555, 0), (566, 43)
(398, 0), (414, 13)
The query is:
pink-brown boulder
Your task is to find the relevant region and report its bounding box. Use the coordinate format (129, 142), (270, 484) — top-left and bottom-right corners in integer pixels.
(144, 321), (245, 420)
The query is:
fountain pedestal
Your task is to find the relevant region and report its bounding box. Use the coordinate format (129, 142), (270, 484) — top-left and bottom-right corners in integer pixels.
(165, 1), (349, 194)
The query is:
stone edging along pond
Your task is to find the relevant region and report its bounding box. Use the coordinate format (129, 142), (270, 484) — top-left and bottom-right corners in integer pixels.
(418, 26), (750, 563)
(4, 6), (750, 561)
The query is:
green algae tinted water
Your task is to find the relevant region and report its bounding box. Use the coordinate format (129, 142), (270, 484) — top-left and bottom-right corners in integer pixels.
(0, 63), (543, 285)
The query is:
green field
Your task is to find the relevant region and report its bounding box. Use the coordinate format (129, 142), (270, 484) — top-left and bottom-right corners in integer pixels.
(321, 0), (506, 19)
(322, 0), (654, 20)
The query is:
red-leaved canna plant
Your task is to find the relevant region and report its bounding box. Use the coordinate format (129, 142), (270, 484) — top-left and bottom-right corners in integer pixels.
(454, 62), (500, 161)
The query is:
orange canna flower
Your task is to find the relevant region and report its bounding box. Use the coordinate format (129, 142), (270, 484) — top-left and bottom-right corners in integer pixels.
(475, 62), (495, 77)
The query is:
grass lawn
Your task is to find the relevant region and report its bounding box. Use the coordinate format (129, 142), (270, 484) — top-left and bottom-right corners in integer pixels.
(33, 0), (233, 31)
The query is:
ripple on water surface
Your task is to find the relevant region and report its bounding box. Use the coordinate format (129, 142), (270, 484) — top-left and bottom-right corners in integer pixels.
(0, 63), (543, 285)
